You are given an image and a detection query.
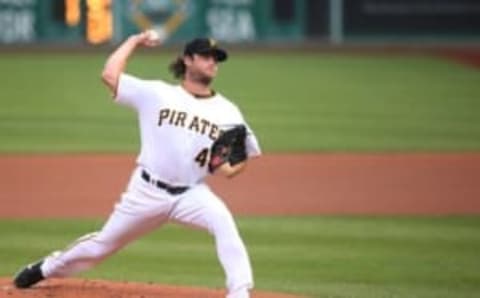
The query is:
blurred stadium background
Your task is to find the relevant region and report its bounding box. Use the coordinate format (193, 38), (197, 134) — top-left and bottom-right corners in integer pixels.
(1, 0), (480, 46)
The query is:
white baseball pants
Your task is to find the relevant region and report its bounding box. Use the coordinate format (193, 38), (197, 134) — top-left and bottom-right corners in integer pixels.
(40, 167), (253, 297)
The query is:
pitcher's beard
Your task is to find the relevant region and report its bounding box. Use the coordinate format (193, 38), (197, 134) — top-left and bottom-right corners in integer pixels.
(197, 75), (212, 86)
(190, 71), (213, 86)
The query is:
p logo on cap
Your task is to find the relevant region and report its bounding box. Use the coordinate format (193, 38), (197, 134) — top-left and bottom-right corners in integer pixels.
(209, 38), (217, 47)
(184, 38), (228, 62)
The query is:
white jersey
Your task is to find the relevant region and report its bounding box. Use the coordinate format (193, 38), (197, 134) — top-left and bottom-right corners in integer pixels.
(115, 73), (261, 186)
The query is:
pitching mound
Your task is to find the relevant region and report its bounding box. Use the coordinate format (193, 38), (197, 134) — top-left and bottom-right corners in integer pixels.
(0, 278), (300, 298)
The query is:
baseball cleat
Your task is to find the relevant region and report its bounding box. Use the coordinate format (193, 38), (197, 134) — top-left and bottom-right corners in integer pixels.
(13, 260), (45, 288)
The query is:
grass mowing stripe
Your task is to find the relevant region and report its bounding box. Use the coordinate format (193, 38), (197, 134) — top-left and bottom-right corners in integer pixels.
(1, 216), (479, 297)
(1, 53), (480, 152)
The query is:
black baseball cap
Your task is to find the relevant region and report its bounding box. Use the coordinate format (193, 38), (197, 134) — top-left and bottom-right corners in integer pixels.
(184, 38), (228, 62)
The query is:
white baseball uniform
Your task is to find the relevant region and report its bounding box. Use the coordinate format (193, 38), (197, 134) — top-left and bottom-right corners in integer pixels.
(39, 73), (261, 297)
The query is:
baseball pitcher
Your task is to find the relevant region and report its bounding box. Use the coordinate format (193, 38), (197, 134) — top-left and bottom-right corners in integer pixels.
(13, 32), (261, 298)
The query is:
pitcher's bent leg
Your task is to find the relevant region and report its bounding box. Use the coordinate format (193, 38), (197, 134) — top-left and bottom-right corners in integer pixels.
(42, 192), (169, 278)
(170, 184), (253, 297)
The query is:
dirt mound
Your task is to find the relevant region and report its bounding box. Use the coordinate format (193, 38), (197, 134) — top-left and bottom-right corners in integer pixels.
(0, 278), (300, 298)
(438, 48), (480, 69)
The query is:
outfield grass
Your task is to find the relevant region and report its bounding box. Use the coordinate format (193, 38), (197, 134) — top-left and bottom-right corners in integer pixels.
(1, 216), (479, 297)
(0, 52), (479, 152)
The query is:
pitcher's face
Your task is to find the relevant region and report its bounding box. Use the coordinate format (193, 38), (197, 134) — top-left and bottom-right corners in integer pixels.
(185, 53), (218, 84)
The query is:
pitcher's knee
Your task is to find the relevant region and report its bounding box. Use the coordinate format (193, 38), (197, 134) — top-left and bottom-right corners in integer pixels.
(207, 210), (239, 236)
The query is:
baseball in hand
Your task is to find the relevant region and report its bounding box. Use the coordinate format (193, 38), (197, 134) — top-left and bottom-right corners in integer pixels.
(145, 29), (161, 42)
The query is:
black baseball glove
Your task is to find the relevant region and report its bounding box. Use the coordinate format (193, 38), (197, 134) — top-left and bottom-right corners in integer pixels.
(208, 125), (248, 173)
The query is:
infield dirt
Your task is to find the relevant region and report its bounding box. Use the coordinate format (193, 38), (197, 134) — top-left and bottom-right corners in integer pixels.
(1, 153), (479, 218)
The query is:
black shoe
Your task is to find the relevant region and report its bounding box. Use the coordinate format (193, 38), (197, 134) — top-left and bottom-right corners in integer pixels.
(13, 260), (45, 288)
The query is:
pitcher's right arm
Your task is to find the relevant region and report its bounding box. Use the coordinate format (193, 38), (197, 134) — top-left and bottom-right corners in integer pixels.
(101, 32), (159, 96)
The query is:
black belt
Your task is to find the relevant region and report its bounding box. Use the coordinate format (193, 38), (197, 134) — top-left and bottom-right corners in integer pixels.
(141, 170), (189, 195)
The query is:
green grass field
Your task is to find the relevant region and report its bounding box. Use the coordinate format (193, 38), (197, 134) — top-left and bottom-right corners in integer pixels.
(1, 51), (480, 297)
(1, 217), (480, 298)
(0, 52), (479, 152)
